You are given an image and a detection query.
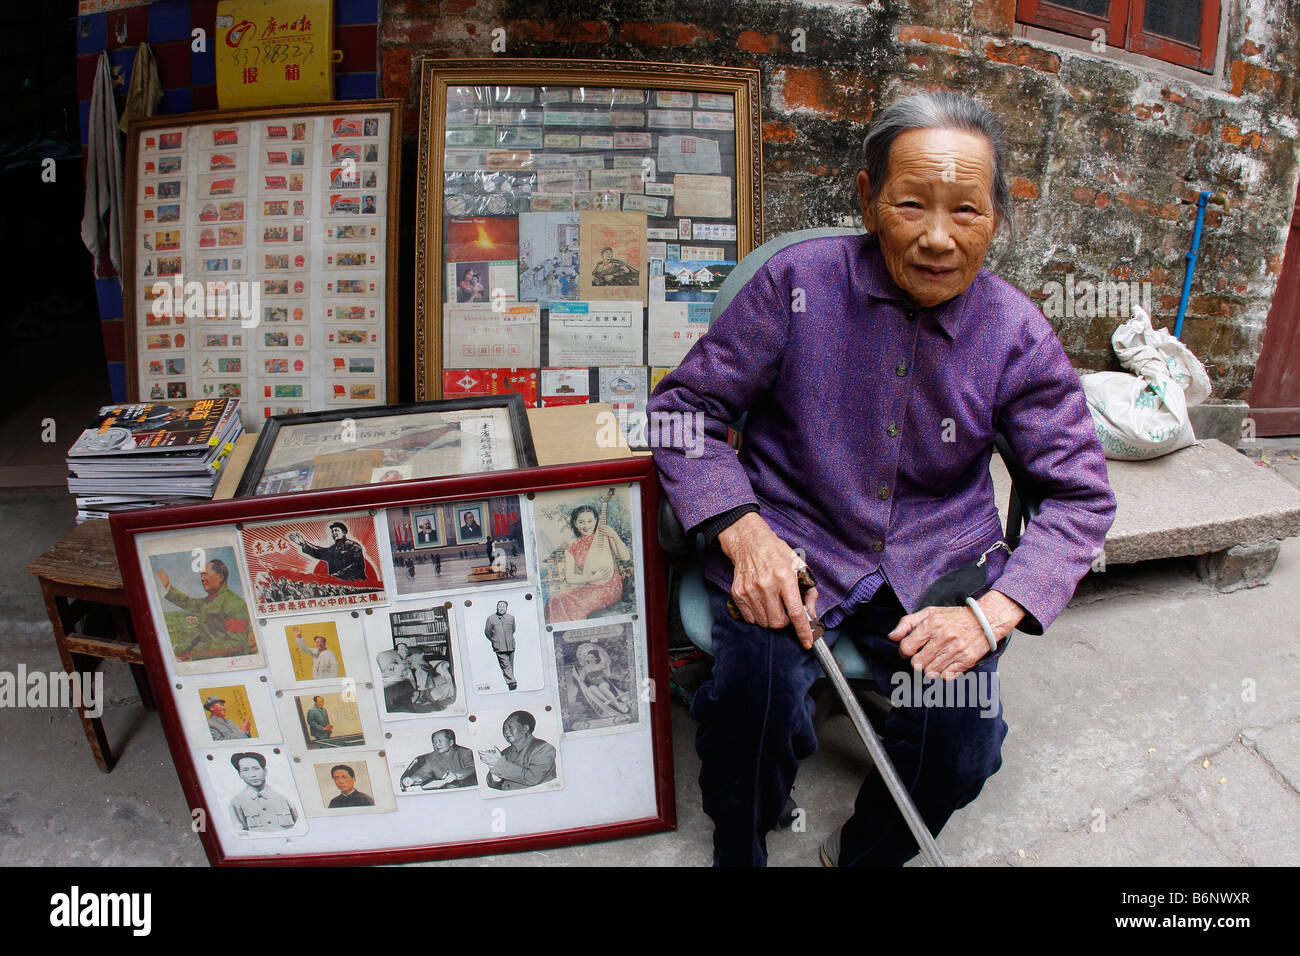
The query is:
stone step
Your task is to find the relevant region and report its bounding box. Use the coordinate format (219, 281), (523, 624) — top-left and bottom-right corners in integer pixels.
(993, 438), (1300, 583)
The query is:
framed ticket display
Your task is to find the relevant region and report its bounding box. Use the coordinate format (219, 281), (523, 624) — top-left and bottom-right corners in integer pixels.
(234, 395), (539, 497)
(414, 59), (763, 400)
(123, 101), (403, 430)
(111, 456), (673, 865)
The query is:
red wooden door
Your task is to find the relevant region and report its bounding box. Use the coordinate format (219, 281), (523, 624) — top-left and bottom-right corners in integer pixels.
(1248, 183), (1300, 435)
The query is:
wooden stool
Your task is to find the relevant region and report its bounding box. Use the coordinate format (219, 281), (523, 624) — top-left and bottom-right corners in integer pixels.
(26, 519), (156, 772)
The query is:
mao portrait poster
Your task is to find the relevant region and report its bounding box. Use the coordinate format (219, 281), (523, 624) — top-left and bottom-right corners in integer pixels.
(138, 529), (264, 675)
(112, 455), (673, 865)
(241, 513), (388, 616)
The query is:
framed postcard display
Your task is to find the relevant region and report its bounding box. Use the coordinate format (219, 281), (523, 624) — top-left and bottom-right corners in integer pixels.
(111, 456), (673, 865)
(123, 100), (403, 430)
(414, 59), (763, 401)
(233, 394), (539, 497)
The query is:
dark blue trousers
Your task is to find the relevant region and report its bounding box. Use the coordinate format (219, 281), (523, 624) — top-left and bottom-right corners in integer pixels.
(694, 583), (1009, 866)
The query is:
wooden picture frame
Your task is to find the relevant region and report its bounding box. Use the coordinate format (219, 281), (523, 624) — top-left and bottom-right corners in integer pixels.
(233, 394), (540, 497)
(111, 456), (673, 866)
(123, 100), (403, 430)
(413, 58), (763, 400)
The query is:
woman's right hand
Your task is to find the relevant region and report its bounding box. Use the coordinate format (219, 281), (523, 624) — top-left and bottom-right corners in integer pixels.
(717, 512), (818, 649)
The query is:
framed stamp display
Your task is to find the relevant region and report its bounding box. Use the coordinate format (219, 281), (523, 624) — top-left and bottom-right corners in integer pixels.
(414, 58), (763, 400)
(123, 100), (403, 430)
(233, 394), (539, 497)
(111, 456), (673, 865)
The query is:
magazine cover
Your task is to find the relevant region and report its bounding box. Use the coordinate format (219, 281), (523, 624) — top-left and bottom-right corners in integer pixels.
(67, 399), (238, 456)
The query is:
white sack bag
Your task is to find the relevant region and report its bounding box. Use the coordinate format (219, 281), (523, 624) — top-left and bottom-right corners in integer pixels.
(1110, 305), (1212, 407)
(1080, 306), (1210, 461)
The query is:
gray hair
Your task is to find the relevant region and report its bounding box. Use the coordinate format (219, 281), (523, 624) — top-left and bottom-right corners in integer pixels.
(859, 91), (1016, 247)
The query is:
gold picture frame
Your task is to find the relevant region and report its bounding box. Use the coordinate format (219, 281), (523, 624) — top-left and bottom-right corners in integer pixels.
(414, 58), (763, 400)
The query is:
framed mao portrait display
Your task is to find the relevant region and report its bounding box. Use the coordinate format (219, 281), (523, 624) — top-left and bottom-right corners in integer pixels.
(413, 58), (763, 400)
(112, 456), (673, 865)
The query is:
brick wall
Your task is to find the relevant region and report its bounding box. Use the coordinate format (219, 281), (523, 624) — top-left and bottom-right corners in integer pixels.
(379, 0), (1300, 398)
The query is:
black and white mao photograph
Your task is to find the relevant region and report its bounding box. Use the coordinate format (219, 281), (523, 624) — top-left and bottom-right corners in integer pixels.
(203, 748), (308, 839)
(388, 723), (480, 795)
(471, 707), (564, 799)
(370, 604), (465, 718)
(461, 589), (545, 695)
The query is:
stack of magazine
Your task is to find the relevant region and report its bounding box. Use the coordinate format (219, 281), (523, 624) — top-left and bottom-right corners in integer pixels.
(66, 399), (244, 523)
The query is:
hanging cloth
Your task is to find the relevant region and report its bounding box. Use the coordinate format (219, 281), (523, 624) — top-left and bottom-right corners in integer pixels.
(119, 42), (164, 133)
(81, 52), (124, 276)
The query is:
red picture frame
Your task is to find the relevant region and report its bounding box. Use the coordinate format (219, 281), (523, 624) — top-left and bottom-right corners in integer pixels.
(111, 456), (673, 866)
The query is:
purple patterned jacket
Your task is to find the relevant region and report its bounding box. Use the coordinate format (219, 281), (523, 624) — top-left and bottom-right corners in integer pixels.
(647, 233), (1115, 632)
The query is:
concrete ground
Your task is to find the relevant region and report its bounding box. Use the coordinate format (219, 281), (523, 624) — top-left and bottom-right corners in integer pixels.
(3, 445), (1299, 867)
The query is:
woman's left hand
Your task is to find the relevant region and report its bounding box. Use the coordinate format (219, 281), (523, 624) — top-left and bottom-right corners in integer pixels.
(888, 590), (1025, 679)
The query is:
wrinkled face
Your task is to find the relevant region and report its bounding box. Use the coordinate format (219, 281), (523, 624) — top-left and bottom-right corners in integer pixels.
(237, 758), (265, 789)
(858, 128), (999, 308)
(199, 564), (222, 595)
(431, 732), (453, 754)
(332, 769), (355, 794)
(574, 511), (597, 537)
(502, 716), (527, 745)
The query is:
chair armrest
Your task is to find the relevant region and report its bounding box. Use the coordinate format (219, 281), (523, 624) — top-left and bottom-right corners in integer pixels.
(658, 497), (695, 559)
(994, 432), (1045, 548)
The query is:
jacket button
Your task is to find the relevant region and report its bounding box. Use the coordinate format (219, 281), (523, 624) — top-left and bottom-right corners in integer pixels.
(872, 539), (884, 552)
(905, 308), (918, 322)
(896, 362), (908, 377)
(877, 485), (890, 500)
(886, 424), (899, 437)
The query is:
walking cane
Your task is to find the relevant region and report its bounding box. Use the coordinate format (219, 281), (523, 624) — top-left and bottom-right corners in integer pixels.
(730, 567), (946, 867)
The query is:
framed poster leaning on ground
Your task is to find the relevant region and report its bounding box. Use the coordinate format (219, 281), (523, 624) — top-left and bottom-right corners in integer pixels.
(123, 100), (403, 431)
(111, 456), (673, 865)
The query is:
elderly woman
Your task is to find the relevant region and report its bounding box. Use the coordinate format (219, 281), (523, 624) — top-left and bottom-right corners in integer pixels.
(647, 91), (1115, 867)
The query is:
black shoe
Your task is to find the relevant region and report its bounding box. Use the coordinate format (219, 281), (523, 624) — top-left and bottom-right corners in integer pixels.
(819, 823), (844, 867)
(776, 795), (799, 829)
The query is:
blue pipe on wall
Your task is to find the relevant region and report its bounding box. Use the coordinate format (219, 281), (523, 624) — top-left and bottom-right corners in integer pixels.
(1175, 191), (1210, 339)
